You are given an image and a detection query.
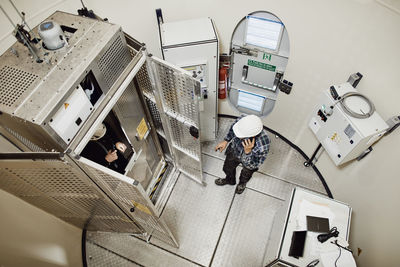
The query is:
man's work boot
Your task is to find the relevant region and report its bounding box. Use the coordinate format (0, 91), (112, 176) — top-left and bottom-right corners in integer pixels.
(235, 183), (246, 194)
(215, 178), (235, 186)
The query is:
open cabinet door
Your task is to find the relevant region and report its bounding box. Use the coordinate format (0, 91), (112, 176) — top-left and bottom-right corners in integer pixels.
(145, 56), (204, 185)
(0, 152), (143, 234)
(76, 156), (178, 247)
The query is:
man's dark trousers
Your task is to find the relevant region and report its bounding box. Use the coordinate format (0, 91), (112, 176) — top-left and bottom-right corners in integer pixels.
(223, 148), (258, 185)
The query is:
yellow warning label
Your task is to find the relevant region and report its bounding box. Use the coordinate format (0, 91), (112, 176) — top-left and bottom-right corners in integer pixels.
(136, 118), (148, 140)
(64, 103), (69, 109)
(131, 200), (152, 215)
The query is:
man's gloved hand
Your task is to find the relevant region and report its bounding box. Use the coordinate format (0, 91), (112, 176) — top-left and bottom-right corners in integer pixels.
(242, 138), (255, 154)
(215, 140), (228, 152)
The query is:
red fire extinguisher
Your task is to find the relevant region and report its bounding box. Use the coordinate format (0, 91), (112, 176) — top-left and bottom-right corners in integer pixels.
(218, 64), (228, 99)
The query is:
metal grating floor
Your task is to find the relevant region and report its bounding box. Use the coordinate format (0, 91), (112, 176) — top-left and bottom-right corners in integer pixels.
(86, 117), (329, 266)
(210, 189), (283, 267)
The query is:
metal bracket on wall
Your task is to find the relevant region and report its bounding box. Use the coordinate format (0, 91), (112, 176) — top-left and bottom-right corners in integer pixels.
(347, 72), (363, 88)
(241, 65), (282, 92)
(356, 146), (373, 161)
(304, 143), (323, 167)
(278, 79), (293, 94)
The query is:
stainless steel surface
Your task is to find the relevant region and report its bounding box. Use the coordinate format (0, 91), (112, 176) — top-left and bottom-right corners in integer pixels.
(0, 151), (62, 160)
(0, 125), (44, 152)
(0, 11), (121, 121)
(211, 189), (283, 267)
(145, 96), (164, 131)
(202, 117), (234, 160)
(202, 117), (326, 194)
(97, 34), (131, 89)
(127, 138), (160, 191)
(86, 241), (141, 267)
(77, 157), (178, 247)
(0, 66), (38, 108)
(152, 165), (180, 214)
(202, 153), (294, 201)
(71, 53), (146, 154)
(247, 171), (294, 200)
(151, 173), (235, 266)
(87, 231), (201, 267)
(147, 56), (203, 184)
(257, 135), (326, 194)
(263, 190), (293, 266)
(112, 77), (150, 153)
(0, 2), (42, 63)
(136, 64), (164, 136)
(0, 155), (142, 233)
(0, 11), (147, 152)
(83, 117), (331, 266)
(0, 10), (181, 251)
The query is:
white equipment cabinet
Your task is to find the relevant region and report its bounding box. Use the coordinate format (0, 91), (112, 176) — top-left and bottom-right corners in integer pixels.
(263, 187), (352, 267)
(309, 83), (388, 166)
(160, 18), (219, 141)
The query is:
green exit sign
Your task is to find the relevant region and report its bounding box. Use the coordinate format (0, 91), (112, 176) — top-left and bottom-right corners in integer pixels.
(248, 59), (276, 72)
(263, 53), (272, 61)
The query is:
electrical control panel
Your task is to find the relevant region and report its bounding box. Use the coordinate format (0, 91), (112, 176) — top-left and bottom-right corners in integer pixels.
(182, 64), (208, 98)
(309, 83), (388, 166)
(161, 17), (218, 142)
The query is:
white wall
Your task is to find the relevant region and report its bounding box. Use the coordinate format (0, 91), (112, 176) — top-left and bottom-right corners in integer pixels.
(1, 0), (399, 266)
(0, 191), (83, 267)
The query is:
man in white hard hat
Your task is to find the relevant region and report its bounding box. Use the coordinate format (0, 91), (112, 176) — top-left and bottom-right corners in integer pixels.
(215, 115), (270, 194)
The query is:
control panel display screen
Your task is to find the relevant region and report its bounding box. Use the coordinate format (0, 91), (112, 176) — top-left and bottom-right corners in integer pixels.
(237, 90), (265, 112)
(245, 16), (283, 51)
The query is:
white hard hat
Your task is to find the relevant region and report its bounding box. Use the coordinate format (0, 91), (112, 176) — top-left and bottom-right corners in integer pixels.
(233, 115), (263, 138)
(91, 123), (107, 141)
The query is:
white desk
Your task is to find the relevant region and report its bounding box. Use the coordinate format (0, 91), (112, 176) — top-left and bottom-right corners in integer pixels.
(263, 187), (352, 267)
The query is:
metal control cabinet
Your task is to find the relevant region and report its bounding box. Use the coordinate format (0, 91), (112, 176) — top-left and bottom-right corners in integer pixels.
(309, 83), (388, 165)
(0, 11), (204, 247)
(160, 17), (219, 141)
(229, 11), (290, 117)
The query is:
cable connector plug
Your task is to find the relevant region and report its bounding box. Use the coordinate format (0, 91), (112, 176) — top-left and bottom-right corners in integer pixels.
(317, 226), (339, 243)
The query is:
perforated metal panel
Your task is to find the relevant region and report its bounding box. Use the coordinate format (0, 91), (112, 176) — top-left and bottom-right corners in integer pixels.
(155, 65), (199, 125)
(0, 156), (142, 233)
(145, 97), (163, 130)
(77, 157), (178, 247)
(136, 65), (155, 97)
(146, 57), (203, 184)
(0, 66), (38, 107)
(98, 34), (132, 89)
(136, 64), (165, 131)
(168, 116), (200, 157)
(1, 126), (44, 152)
